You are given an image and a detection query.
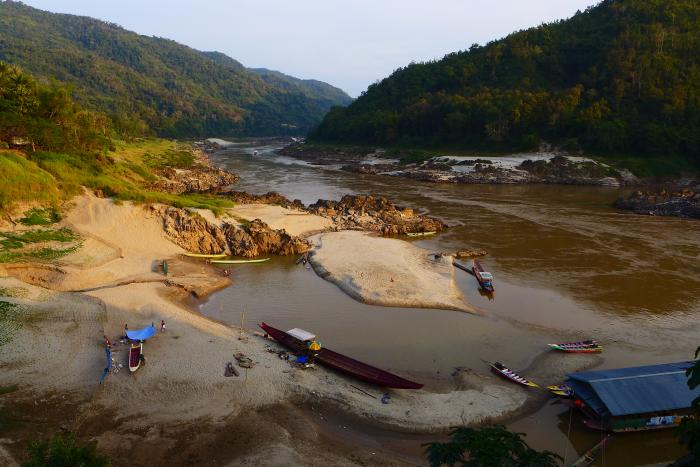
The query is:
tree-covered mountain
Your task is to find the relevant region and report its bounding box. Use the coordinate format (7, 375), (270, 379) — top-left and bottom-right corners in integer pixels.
(200, 51), (352, 108)
(310, 0), (700, 166)
(0, 1), (351, 137)
(249, 68), (353, 107)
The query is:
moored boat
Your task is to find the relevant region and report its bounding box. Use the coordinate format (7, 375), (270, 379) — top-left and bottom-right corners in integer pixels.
(490, 362), (539, 388)
(128, 342), (142, 372)
(406, 231), (437, 238)
(548, 339), (602, 353)
(210, 258), (271, 264)
(547, 384), (574, 397)
(472, 260), (494, 292)
(182, 252), (227, 259)
(259, 322), (423, 389)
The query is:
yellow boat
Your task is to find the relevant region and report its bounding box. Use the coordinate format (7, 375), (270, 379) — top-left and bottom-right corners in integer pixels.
(182, 252), (227, 259)
(210, 258), (271, 264)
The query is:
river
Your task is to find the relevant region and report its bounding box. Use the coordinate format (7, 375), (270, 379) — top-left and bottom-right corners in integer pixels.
(201, 140), (700, 466)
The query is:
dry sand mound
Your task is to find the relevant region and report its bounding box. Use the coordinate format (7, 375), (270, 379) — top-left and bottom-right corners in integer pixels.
(310, 231), (474, 312)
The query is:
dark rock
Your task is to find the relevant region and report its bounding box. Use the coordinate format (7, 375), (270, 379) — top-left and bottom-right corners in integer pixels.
(614, 189), (700, 219)
(155, 206), (228, 254)
(148, 166), (238, 194)
(308, 194), (447, 235)
(224, 219), (310, 257)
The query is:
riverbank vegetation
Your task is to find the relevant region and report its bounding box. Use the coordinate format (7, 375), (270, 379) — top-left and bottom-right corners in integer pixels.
(0, 61), (233, 214)
(310, 0), (700, 173)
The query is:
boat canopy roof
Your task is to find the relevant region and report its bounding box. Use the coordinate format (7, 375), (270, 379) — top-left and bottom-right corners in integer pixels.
(566, 360), (700, 418)
(287, 328), (316, 341)
(480, 272), (493, 280)
(126, 325), (156, 342)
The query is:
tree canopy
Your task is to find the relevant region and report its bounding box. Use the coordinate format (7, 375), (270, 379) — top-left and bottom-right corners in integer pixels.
(310, 0), (700, 166)
(424, 425), (561, 467)
(0, 61), (111, 152)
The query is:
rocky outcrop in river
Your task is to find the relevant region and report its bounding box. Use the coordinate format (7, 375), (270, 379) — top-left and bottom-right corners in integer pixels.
(148, 166), (238, 194)
(154, 207), (310, 256)
(281, 143), (640, 186)
(147, 147), (239, 194)
(614, 187), (700, 219)
(308, 195), (447, 235)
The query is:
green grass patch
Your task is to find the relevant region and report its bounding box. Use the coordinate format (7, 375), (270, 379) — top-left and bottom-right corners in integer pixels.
(0, 385), (18, 395)
(0, 151), (60, 209)
(115, 191), (235, 216)
(0, 251), (21, 263)
(0, 228), (78, 248)
(0, 300), (25, 346)
(26, 244), (81, 260)
(143, 147), (196, 169)
(19, 207), (61, 226)
(0, 228), (82, 263)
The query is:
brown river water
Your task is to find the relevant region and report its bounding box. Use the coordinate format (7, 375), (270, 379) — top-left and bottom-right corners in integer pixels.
(201, 141), (700, 466)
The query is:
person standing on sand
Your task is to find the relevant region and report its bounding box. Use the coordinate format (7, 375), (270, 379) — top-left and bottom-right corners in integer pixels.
(123, 323), (128, 339)
(160, 320), (166, 333)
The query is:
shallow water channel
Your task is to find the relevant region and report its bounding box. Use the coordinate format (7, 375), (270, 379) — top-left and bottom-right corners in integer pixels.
(200, 141), (700, 465)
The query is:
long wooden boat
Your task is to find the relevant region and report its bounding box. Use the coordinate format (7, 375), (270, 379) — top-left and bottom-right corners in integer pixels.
(210, 258), (271, 264)
(129, 342), (142, 373)
(182, 252), (227, 259)
(472, 260), (494, 293)
(548, 340), (602, 353)
(490, 362), (538, 388)
(259, 322), (423, 389)
(406, 231), (437, 238)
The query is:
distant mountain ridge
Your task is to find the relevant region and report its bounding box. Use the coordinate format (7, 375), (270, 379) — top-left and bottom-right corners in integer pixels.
(310, 0), (700, 166)
(0, 1), (351, 137)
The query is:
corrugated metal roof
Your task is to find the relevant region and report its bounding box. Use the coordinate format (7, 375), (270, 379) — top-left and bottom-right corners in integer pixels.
(567, 361), (700, 417)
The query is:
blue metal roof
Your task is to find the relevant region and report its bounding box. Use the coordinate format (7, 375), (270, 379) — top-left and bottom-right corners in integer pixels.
(566, 361), (700, 417)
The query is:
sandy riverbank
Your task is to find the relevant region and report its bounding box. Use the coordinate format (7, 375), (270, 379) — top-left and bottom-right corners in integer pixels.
(310, 231), (474, 313)
(0, 192), (563, 465)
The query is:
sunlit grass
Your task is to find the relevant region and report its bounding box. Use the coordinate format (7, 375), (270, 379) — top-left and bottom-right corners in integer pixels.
(2, 139), (234, 215)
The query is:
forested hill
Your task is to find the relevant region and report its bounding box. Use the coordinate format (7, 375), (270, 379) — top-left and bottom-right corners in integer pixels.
(0, 2), (351, 137)
(200, 51), (352, 108)
(310, 0), (700, 166)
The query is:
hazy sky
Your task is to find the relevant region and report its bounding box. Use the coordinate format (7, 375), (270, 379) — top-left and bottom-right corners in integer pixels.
(23, 0), (596, 97)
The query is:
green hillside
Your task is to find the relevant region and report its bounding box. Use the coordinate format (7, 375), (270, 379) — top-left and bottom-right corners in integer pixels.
(310, 0), (700, 166)
(0, 2), (351, 137)
(250, 68), (353, 107)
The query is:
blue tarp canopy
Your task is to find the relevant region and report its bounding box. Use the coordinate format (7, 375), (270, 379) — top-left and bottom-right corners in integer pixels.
(566, 360), (700, 418)
(126, 325), (156, 342)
